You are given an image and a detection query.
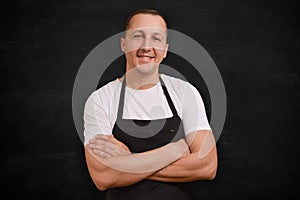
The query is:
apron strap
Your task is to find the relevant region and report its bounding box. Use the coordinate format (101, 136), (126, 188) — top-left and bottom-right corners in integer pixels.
(116, 75), (178, 120)
(159, 75), (178, 117)
(117, 76), (126, 119)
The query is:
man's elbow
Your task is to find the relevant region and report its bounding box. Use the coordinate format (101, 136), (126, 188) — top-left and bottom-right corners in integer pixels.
(206, 163), (217, 180)
(85, 149), (115, 191)
(94, 180), (109, 191)
(92, 174), (112, 191)
(205, 157), (218, 180)
(193, 158), (217, 181)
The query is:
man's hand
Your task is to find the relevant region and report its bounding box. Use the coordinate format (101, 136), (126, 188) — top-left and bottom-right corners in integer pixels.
(89, 134), (131, 159)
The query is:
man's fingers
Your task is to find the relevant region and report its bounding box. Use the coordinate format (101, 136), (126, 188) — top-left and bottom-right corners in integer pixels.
(91, 139), (118, 151)
(91, 144), (119, 157)
(92, 149), (112, 158)
(90, 142), (117, 155)
(89, 134), (131, 157)
(118, 142), (130, 151)
(91, 134), (129, 150)
(110, 137), (130, 151)
(91, 139), (129, 157)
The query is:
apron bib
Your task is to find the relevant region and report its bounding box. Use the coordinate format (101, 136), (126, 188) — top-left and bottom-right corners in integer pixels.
(105, 75), (191, 200)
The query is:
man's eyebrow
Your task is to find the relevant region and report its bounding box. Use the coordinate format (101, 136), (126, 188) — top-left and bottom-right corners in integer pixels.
(152, 32), (168, 40)
(127, 29), (167, 38)
(130, 30), (144, 34)
(152, 32), (163, 37)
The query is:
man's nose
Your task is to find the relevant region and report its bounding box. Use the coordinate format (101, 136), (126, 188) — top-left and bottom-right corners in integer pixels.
(140, 38), (152, 51)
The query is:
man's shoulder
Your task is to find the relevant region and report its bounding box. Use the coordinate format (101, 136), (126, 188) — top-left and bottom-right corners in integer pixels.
(160, 74), (192, 89)
(95, 78), (121, 93)
(160, 74), (200, 99)
(87, 78), (121, 103)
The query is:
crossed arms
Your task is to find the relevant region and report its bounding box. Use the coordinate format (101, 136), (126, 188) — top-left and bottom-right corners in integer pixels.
(85, 130), (218, 191)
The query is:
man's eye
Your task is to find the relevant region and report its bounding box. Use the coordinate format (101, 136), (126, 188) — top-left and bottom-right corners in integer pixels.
(153, 37), (162, 42)
(133, 35), (142, 38)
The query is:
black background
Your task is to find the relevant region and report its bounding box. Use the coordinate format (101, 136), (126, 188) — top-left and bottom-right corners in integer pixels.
(1, 0), (299, 199)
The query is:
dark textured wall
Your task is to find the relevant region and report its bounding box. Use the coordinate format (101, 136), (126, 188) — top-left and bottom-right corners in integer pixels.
(1, 0), (299, 199)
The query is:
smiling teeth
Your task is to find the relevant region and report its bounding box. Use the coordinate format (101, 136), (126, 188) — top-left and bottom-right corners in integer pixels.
(141, 57), (150, 61)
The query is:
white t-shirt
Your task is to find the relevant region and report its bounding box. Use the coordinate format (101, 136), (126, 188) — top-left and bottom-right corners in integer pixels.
(84, 74), (211, 145)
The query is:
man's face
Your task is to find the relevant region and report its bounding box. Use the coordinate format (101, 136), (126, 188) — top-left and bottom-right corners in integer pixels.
(121, 14), (168, 74)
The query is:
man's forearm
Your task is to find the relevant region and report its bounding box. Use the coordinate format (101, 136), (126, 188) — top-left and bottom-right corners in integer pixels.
(100, 139), (187, 173)
(86, 139), (188, 190)
(147, 143), (218, 182)
(86, 147), (155, 191)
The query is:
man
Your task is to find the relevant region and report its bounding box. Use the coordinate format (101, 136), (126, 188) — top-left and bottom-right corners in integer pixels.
(84, 9), (217, 200)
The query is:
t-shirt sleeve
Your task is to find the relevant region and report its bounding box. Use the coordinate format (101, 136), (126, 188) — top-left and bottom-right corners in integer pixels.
(181, 83), (211, 134)
(83, 91), (112, 146)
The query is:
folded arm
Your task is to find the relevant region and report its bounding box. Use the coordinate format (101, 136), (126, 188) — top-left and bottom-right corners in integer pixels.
(147, 130), (218, 182)
(85, 136), (189, 191)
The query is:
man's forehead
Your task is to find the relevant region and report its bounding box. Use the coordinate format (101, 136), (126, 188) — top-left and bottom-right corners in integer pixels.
(127, 14), (167, 29)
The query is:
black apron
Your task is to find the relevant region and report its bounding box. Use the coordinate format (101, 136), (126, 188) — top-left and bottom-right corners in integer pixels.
(105, 75), (191, 200)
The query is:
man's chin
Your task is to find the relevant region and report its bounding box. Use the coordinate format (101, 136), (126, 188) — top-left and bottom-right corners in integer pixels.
(135, 63), (158, 74)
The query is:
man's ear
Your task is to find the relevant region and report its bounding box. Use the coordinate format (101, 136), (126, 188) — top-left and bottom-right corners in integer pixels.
(120, 37), (125, 52)
(163, 43), (169, 58)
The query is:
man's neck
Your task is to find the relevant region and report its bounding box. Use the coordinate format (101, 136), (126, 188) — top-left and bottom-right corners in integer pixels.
(123, 69), (160, 90)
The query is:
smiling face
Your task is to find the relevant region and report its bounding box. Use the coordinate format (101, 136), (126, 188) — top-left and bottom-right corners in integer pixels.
(121, 14), (168, 75)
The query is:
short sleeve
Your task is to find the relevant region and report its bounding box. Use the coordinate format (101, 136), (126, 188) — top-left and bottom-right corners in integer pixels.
(83, 91), (112, 146)
(181, 83), (211, 134)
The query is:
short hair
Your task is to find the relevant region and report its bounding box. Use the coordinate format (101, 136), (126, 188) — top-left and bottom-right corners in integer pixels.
(124, 9), (168, 31)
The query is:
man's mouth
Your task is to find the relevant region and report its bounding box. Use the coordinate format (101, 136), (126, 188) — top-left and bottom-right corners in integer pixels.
(137, 55), (155, 63)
